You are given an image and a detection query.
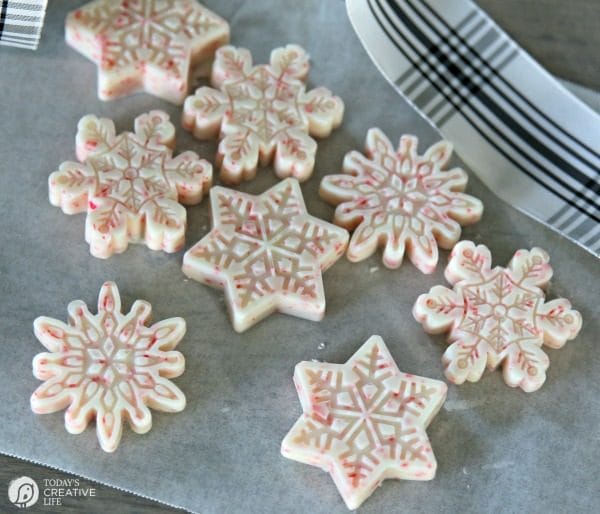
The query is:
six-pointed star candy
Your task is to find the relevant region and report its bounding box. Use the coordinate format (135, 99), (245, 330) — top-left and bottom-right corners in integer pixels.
(281, 335), (447, 510)
(320, 128), (483, 273)
(182, 178), (349, 332)
(413, 241), (582, 392)
(182, 44), (344, 184)
(66, 0), (229, 103)
(49, 110), (212, 258)
(31, 282), (187, 452)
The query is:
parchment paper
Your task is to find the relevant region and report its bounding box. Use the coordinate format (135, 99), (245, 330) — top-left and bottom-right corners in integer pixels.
(0, 1), (598, 512)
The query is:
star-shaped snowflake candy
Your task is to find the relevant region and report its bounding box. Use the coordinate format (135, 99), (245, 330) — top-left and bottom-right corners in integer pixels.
(281, 336), (447, 510)
(320, 128), (483, 273)
(413, 241), (582, 392)
(182, 179), (349, 332)
(66, 0), (229, 104)
(182, 44), (345, 184)
(49, 110), (212, 258)
(31, 282), (186, 452)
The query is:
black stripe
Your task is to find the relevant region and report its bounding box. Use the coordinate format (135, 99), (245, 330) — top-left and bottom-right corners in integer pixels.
(368, 0), (600, 223)
(2, 13), (41, 23)
(380, 0), (599, 216)
(0, 36), (36, 46)
(435, 47), (519, 127)
(0, 0), (9, 38)
(586, 230), (600, 249)
(455, 10), (478, 32)
(414, 0), (600, 163)
(5, 2), (44, 10)
(547, 203), (571, 224)
(398, 0), (599, 191)
(1, 23), (40, 35)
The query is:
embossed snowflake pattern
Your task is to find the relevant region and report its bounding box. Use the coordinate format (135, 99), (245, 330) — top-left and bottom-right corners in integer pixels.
(182, 179), (349, 332)
(31, 282), (187, 452)
(66, 0), (229, 103)
(413, 241), (582, 392)
(182, 44), (344, 184)
(281, 336), (447, 510)
(320, 128), (483, 273)
(49, 110), (212, 258)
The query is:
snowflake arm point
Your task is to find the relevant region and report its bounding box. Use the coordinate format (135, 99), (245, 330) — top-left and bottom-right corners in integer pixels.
(163, 150), (213, 205)
(270, 44), (310, 80)
(182, 86), (229, 139)
(405, 231), (439, 274)
(273, 128), (318, 181)
(49, 162), (95, 215)
(501, 341), (549, 392)
(422, 138), (453, 169)
(445, 240), (492, 285)
(217, 130), (261, 185)
(536, 299), (582, 349)
(299, 87), (344, 138)
(76, 114), (116, 161)
(134, 110), (176, 149)
(211, 45), (253, 87)
(413, 286), (462, 334)
(445, 191), (484, 225)
(507, 247), (552, 288)
(346, 222), (385, 263)
(365, 127), (395, 160)
(141, 198), (188, 253)
(442, 337), (491, 385)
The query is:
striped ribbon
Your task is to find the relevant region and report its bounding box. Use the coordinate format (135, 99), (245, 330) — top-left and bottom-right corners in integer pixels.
(347, 0), (600, 256)
(0, 0), (48, 50)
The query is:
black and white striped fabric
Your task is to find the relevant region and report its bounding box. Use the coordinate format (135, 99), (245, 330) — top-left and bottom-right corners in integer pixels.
(0, 0), (48, 50)
(347, 0), (600, 256)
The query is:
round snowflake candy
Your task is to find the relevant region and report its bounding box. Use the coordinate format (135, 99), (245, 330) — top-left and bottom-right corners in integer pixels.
(413, 241), (583, 392)
(31, 282), (187, 452)
(182, 44), (345, 184)
(281, 335), (447, 510)
(66, 0), (230, 104)
(320, 128), (483, 273)
(49, 110), (212, 258)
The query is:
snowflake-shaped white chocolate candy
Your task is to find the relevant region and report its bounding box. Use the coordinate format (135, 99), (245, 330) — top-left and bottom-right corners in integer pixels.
(49, 110), (212, 258)
(182, 45), (345, 184)
(281, 335), (447, 510)
(66, 0), (229, 104)
(31, 282), (186, 452)
(413, 241), (582, 392)
(320, 128), (483, 273)
(182, 179), (349, 332)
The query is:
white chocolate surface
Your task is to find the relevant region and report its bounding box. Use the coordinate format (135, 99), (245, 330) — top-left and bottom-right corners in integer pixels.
(320, 128), (483, 273)
(49, 110), (212, 258)
(31, 282), (187, 453)
(281, 336), (447, 510)
(413, 241), (583, 392)
(182, 45), (344, 184)
(65, 0), (230, 104)
(182, 179), (349, 332)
